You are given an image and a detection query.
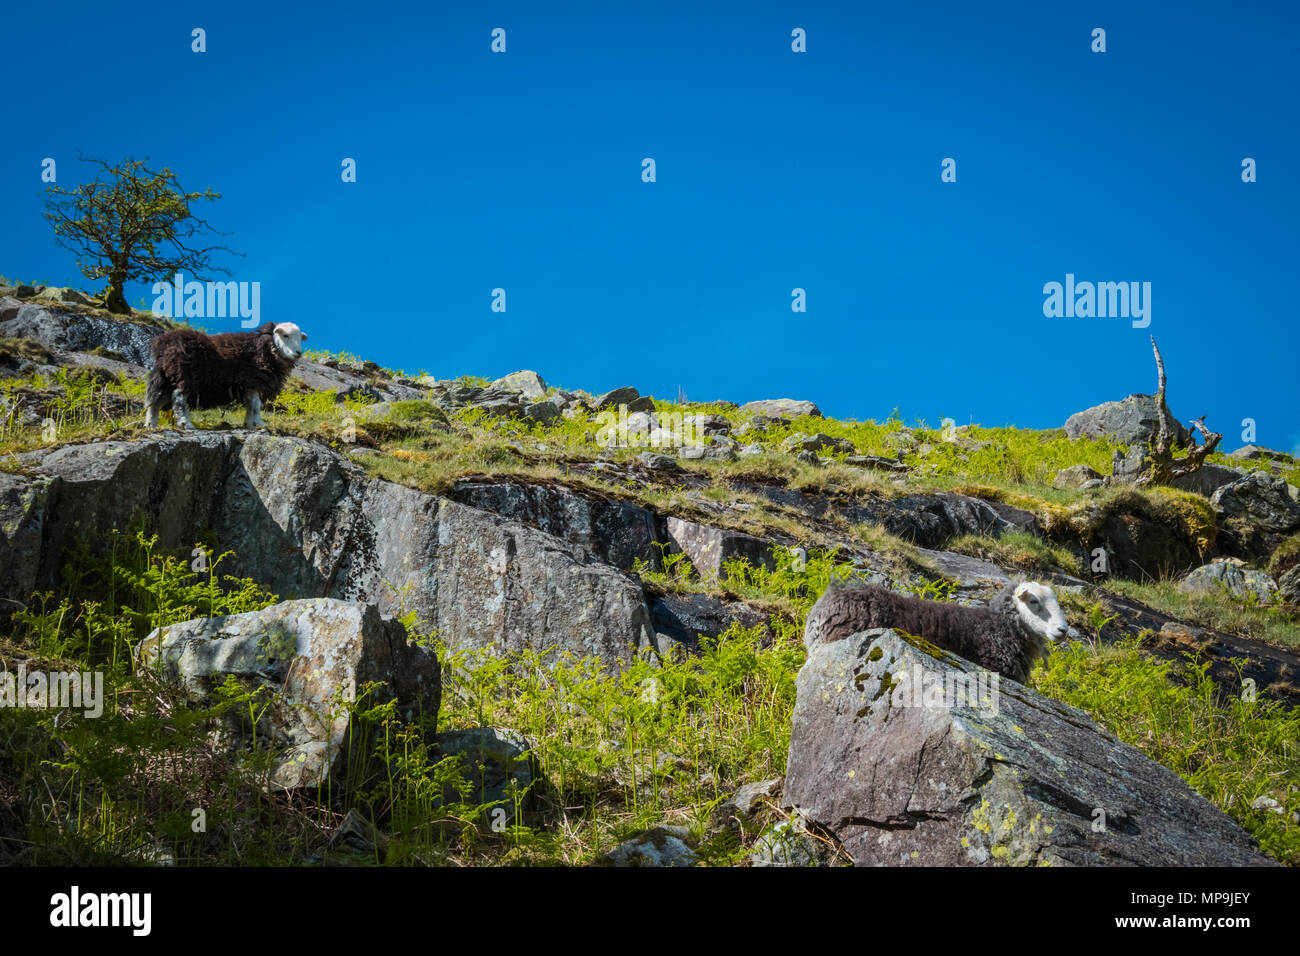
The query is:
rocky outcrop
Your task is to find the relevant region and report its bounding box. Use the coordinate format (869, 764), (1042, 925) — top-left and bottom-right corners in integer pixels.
(843, 492), (1033, 549)
(648, 592), (769, 655)
(0, 303), (161, 367)
(1168, 462), (1248, 498)
(1212, 471), (1300, 561)
(602, 826), (697, 866)
(1, 433), (655, 670)
(1212, 471), (1300, 532)
(451, 478), (660, 572)
(1063, 394), (1190, 446)
(1094, 510), (1202, 581)
(781, 432), (855, 456)
(1278, 566), (1300, 608)
(488, 370), (547, 400)
(137, 599), (439, 790)
(784, 625), (1278, 866)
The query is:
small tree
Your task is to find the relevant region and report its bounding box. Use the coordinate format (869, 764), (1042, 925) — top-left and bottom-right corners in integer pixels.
(42, 154), (241, 314)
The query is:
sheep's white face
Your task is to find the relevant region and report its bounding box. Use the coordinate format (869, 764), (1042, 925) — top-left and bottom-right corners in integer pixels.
(273, 322), (307, 362)
(1014, 582), (1069, 644)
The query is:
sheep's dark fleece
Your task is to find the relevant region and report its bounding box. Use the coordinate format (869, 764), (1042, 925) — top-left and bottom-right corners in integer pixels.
(146, 321), (296, 422)
(805, 581), (1052, 683)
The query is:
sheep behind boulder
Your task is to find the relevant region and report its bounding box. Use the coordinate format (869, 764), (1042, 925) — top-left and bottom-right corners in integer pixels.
(805, 579), (1068, 683)
(145, 321), (307, 429)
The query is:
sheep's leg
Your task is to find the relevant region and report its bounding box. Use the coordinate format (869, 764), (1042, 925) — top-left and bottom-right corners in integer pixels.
(244, 392), (264, 428)
(172, 389), (194, 430)
(144, 402), (159, 428)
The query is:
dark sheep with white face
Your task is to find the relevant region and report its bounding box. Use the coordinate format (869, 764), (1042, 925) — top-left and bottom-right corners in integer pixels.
(805, 579), (1069, 684)
(144, 321), (307, 429)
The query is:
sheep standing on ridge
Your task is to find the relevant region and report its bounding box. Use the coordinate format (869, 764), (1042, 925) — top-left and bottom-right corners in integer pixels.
(144, 321), (307, 429)
(805, 580), (1069, 683)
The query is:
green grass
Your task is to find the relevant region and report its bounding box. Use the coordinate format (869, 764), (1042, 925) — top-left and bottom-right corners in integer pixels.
(946, 530), (1082, 576)
(1100, 577), (1300, 650)
(1036, 637), (1299, 865)
(1, 531), (1294, 866)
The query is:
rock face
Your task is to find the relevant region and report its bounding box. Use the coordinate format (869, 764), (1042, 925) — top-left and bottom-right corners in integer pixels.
(1212, 471), (1300, 560)
(843, 492), (1031, 549)
(450, 479), (660, 572)
(1095, 510), (1202, 581)
(1063, 394), (1191, 446)
(784, 624), (1278, 866)
(1212, 472), (1300, 533)
(649, 592), (769, 655)
(2, 433), (655, 670)
(1278, 566), (1300, 608)
(1, 303), (161, 366)
(488, 370), (547, 400)
(137, 599), (439, 790)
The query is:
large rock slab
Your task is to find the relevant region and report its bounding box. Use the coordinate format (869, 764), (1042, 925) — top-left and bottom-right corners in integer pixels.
(433, 499), (655, 664)
(137, 599), (439, 790)
(784, 624), (1278, 866)
(291, 359), (428, 403)
(2, 433), (655, 670)
(488, 370), (547, 400)
(450, 479), (659, 572)
(1094, 510), (1202, 581)
(1063, 394), (1190, 446)
(1211, 471), (1300, 561)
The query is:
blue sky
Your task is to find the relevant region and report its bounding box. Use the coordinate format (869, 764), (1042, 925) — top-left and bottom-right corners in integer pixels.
(2, 1), (1296, 450)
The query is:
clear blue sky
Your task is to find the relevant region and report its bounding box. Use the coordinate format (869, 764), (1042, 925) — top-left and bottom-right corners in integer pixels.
(2, 1), (1297, 451)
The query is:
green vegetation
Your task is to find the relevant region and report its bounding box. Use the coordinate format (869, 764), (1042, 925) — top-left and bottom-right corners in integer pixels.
(1103, 577), (1300, 650)
(2, 534), (1293, 865)
(1036, 637), (1299, 865)
(2, 291), (1298, 865)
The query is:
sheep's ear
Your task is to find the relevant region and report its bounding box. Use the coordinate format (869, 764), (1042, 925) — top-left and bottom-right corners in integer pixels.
(301, 333), (308, 341)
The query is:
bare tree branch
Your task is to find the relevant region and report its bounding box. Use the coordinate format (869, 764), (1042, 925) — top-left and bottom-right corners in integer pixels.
(1135, 336), (1222, 486)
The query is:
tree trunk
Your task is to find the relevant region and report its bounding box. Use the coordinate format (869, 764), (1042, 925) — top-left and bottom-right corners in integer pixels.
(105, 270), (129, 313)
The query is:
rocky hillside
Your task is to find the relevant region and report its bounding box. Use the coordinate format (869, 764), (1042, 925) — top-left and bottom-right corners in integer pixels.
(1, 281), (1297, 866)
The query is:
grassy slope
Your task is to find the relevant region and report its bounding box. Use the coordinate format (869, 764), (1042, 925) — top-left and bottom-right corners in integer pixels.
(0, 304), (1297, 865)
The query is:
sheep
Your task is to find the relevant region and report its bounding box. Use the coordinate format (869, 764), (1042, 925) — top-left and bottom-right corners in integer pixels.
(144, 321), (307, 429)
(805, 579), (1069, 683)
